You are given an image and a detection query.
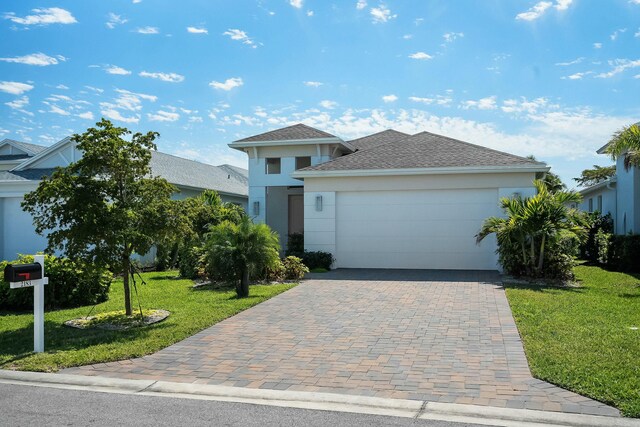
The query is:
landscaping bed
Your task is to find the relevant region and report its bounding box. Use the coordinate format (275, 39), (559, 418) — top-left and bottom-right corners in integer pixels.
(505, 264), (640, 417)
(0, 271), (296, 372)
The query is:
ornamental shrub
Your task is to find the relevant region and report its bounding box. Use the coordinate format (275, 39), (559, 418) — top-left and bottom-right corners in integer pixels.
(580, 212), (614, 263)
(282, 256), (309, 280)
(607, 235), (640, 273)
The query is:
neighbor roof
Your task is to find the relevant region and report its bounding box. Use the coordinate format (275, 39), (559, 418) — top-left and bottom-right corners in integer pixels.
(298, 131), (547, 172)
(348, 129), (410, 151)
(234, 123), (338, 143)
(0, 138), (47, 155)
(0, 168), (57, 181)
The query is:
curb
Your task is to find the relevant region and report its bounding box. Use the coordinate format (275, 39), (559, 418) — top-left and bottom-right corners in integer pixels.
(1, 370), (638, 427)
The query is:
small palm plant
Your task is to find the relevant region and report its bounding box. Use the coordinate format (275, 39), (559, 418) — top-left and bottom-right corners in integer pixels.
(206, 216), (280, 297)
(477, 180), (587, 278)
(605, 123), (640, 170)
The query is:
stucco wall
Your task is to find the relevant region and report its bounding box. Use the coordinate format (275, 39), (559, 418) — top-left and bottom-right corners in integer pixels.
(1, 197), (49, 261)
(615, 157), (640, 234)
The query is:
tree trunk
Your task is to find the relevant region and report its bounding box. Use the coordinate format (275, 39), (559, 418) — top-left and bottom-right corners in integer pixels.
(529, 237), (536, 276)
(537, 234), (546, 273)
(238, 268), (250, 298)
(123, 255), (132, 315)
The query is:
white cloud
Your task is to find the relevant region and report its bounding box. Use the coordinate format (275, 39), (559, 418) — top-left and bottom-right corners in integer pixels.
(209, 77), (243, 91)
(48, 104), (70, 116)
(105, 65), (131, 75)
(408, 95), (452, 106)
(382, 94), (398, 103)
(0, 81), (34, 95)
(101, 109), (139, 124)
(554, 0), (573, 10)
(596, 59), (640, 78)
(189, 116), (203, 123)
(56, 84), (69, 90)
(443, 32), (464, 43)
(148, 110), (180, 122)
(516, 1), (552, 21)
(610, 28), (627, 41)
(136, 26), (159, 34)
(408, 52), (433, 60)
(290, 0), (303, 8)
(356, 0), (367, 10)
(5, 95), (29, 110)
(139, 71), (185, 83)
(307, 10), (314, 16)
(555, 57), (584, 66)
(187, 26), (208, 34)
(304, 81), (323, 87)
(593, 42), (602, 49)
(106, 13), (127, 29)
(636, 28), (640, 37)
(319, 100), (338, 109)
(0, 52), (65, 66)
(403, 34), (413, 40)
(5, 7), (77, 26)
(223, 29), (257, 48)
(99, 88), (157, 113)
(370, 4), (396, 23)
(500, 97), (550, 114)
(562, 71), (592, 80)
(77, 111), (94, 120)
(461, 96), (497, 110)
(85, 86), (104, 94)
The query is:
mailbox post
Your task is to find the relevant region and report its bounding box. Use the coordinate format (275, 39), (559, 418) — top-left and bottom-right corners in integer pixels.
(4, 255), (48, 353)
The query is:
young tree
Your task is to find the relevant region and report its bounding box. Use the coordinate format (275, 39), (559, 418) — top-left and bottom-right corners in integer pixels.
(22, 119), (183, 315)
(605, 123), (640, 170)
(574, 165), (616, 187)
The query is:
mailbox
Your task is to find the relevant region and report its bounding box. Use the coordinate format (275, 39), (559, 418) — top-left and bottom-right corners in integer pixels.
(4, 263), (43, 283)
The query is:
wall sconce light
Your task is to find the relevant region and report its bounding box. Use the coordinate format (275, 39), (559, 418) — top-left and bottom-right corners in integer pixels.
(253, 201), (260, 216)
(315, 195), (323, 212)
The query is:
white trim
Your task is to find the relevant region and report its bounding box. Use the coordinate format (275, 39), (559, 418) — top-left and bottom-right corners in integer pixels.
(579, 176), (617, 195)
(12, 137), (71, 171)
(292, 164), (550, 179)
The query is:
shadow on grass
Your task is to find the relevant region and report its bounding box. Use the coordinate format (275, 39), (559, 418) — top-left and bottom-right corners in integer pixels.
(147, 274), (182, 281)
(501, 283), (585, 294)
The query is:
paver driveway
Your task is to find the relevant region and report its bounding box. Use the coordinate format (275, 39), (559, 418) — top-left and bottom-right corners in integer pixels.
(63, 269), (619, 417)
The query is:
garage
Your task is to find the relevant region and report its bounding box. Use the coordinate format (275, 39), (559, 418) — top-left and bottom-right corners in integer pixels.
(334, 188), (500, 270)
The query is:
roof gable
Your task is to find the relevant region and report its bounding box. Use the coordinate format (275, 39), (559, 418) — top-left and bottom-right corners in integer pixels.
(0, 139), (47, 157)
(348, 129), (410, 151)
(234, 123), (338, 143)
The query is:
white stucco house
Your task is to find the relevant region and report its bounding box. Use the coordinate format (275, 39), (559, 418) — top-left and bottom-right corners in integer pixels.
(577, 144), (640, 235)
(229, 124), (549, 271)
(0, 137), (248, 262)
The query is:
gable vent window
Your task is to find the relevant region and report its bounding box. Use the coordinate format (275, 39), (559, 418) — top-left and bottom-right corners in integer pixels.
(295, 156), (311, 170)
(265, 158), (281, 174)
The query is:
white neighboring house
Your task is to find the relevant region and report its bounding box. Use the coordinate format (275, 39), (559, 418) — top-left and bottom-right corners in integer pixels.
(0, 137), (248, 262)
(229, 124), (549, 271)
(577, 144), (640, 235)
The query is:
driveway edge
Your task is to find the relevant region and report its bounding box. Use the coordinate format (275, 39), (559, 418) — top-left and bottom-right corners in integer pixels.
(1, 370), (637, 427)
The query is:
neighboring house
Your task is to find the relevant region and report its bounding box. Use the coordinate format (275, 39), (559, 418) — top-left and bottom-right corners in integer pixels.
(229, 124), (548, 271)
(0, 137), (248, 261)
(577, 144), (640, 235)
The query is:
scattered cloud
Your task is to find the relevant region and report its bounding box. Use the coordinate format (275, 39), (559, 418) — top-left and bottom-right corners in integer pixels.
(187, 26), (208, 34)
(610, 28), (627, 41)
(148, 110), (180, 122)
(500, 97), (551, 114)
(562, 71), (593, 80)
(5, 95), (30, 111)
(99, 88), (157, 117)
(307, 10), (314, 16)
(319, 100), (338, 109)
(106, 13), (127, 29)
(402, 34), (413, 40)
(304, 81), (323, 87)
(0, 52), (65, 66)
(596, 58), (640, 78)
(0, 81), (34, 95)
(136, 26), (159, 34)
(408, 52), (433, 60)
(105, 65), (131, 75)
(77, 111), (94, 120)
(209, 77), (243, 91)
(290, 0), (303, 8)
(516, 1), (552, 21)
(408, 95), (452, 106)
(593, 42), (602, 49)
(554, 0), (573, 10)
(356, 0), (367, 10)
(4, 7), (77, 26)
(56, 84), (69, 90)
(101, 109), (139, 123)
(139, 71), (185, 83)
(443, 32), (464, 44)
(370, 4), (396, 23)
(461, 95), (497, 110)
(223, 29), (257, 48)
(555, 57), (584, 66)
(48, 104), (70, 116)
(85, 86), (104, 94)
(382, 94), (398, 103)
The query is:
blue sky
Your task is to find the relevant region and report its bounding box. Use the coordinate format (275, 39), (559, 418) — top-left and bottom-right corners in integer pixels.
(1, 0), (639, 188)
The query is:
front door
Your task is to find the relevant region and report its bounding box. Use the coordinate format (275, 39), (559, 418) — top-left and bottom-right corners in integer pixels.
(288, 194), (304, 235)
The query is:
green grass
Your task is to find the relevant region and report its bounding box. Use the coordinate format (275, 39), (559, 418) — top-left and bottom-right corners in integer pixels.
(0, 271), (296, 372)
(505, 264), (640, 417)
(309, 268), (329, 273)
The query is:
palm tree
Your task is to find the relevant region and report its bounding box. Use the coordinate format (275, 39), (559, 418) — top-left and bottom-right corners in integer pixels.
(605, 123), (640, 170)
(477, 180), (586, 277)
(206, 216), (280, 297)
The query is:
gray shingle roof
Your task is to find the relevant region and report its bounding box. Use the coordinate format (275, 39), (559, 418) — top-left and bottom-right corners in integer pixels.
(0, 169), (56, 181)
(348, 129), (410, 151)
(300, 131), (546, 172)
(234, 123), (338, 142)
(217, 164), (248, 185)
(0, 139), (47, 155)
(0, 154), (30, 161)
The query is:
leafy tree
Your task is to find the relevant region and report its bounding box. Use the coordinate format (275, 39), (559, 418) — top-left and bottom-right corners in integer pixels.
(527, 155), (566, 193)
(605, 123), (640, 170)
(476, 180), (587, 278)
(205, 216), (280, 298)
(22, 119), (183, 315)
(573, 165), (616, 187)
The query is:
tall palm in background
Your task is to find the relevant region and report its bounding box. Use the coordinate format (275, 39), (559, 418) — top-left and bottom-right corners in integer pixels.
(605, 123), (640, 170)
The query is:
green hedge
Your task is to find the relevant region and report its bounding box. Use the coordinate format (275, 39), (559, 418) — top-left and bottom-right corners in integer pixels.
(0, 254), (112, 311)
(606, 235), (640, 273)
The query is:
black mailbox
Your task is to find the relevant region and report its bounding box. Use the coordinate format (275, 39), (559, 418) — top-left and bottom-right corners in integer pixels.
(4, 263), (42, 282)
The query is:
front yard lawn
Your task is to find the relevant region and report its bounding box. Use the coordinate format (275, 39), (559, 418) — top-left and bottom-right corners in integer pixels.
(505, 264), (640, 417)
(0, 271), (296, 372)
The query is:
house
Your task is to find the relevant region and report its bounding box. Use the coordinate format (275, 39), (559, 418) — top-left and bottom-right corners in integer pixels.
(577, 144), (640, 234)
(229, 124), (548, 271)
(0, 137), (248, 261)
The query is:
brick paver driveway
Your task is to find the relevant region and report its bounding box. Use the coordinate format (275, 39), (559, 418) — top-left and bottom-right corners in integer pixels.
(63, 269), (619, 417)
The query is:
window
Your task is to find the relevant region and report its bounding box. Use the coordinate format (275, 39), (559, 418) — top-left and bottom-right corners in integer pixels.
(295, 156), (311, 170)
(597, 195), (602, 212)
(265, 158), (281, 174)
(588, 198), (593, 212)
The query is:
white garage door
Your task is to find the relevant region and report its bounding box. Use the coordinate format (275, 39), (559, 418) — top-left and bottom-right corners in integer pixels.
(335, 189), (499, 270)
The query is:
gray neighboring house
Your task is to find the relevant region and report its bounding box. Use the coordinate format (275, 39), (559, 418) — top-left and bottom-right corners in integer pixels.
(0, 137), (248, 262)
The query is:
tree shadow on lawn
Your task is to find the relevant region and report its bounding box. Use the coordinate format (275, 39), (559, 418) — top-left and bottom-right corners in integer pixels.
(501, 282), (585, 294)
(147, 274), (182, 281)
(0, 318), (169, 367)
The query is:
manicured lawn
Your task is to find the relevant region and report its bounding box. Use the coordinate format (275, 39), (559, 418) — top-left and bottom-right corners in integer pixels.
(0, 271), (296, 372)
(505, 264), (640, 417)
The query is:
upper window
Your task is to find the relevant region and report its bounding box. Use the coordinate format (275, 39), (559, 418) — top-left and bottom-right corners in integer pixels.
(265, 158), (281, 174)
(597, 195), (603, 212)
(295, 156), (311, 170)
(588, 198), (593, 212)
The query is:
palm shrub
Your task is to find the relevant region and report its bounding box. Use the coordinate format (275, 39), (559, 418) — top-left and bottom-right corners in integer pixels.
(205, 216), (280, 298)
(476, 180), (587, 279)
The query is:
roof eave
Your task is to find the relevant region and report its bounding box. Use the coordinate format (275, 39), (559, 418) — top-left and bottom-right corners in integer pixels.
(292, 164), (550, 179)
(229, 137), (353, 152)
(579, 176), (617, 195)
